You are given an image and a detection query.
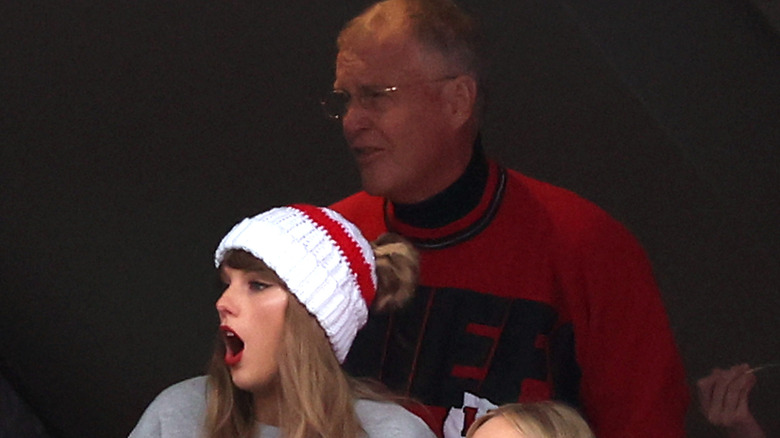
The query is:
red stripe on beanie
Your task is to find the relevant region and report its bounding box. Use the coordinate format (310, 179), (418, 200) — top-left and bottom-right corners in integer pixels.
(290, 204), (376, 305)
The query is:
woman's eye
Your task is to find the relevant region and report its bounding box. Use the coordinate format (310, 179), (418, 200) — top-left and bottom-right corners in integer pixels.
(249, 281), (269, 291)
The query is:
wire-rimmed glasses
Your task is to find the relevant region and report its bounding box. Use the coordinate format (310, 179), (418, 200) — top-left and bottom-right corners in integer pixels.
(321, 76), (459, 120)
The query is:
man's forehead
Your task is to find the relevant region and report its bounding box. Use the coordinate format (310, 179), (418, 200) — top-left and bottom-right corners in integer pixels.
(335, 35), (442, 84)
(340, 30), (417, 64)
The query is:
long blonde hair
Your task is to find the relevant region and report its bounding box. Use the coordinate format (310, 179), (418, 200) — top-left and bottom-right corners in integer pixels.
(465, 401), (595, 438)
(204, 233), (419, 438)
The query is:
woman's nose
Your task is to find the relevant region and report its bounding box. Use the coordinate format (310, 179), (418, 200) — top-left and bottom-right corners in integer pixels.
(215, 288), (235, 318)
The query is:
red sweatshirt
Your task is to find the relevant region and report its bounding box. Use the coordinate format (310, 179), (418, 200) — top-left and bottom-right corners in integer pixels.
(332, 161), (689, 438)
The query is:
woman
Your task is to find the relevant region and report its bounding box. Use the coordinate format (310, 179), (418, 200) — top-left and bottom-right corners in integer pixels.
(465, 401), (594, 438)
(129, 204), (434, 438)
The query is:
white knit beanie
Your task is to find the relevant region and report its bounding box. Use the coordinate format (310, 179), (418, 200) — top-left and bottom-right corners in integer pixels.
(213, 204), (377, 363)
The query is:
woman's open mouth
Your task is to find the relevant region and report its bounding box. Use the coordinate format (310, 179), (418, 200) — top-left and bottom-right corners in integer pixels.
(220, 325), (244, 366)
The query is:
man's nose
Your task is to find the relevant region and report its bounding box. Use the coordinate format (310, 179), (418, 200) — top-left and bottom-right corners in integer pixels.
(341, 101), (372, 135)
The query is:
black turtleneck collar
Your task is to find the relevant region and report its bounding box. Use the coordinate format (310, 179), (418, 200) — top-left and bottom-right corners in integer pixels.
(392, 135), (488, 228)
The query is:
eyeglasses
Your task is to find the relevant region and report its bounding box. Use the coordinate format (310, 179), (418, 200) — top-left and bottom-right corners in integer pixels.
(321, 76), (459, 120)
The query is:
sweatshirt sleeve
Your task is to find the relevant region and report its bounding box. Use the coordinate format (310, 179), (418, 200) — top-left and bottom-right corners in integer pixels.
(557, 208), (689, 438)
(127, 377), (208, 438)
(356, 400), (438, 438)
(128, 398), (164, 438)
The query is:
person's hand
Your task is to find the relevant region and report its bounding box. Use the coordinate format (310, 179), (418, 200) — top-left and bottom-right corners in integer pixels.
(697, 363), (765, 438)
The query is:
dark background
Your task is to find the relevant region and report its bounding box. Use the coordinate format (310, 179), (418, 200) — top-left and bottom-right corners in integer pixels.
(1, 1), (778, 437)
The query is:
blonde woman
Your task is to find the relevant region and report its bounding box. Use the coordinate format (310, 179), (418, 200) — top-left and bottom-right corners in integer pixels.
(466, 401), (595, 438)
(129, 205), (434, 438)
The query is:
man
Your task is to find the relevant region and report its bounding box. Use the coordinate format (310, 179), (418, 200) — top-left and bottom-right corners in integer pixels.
(323, 0), (690, 436)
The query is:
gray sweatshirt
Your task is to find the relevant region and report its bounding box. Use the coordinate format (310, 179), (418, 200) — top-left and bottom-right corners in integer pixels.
(129, 376), (436, 438)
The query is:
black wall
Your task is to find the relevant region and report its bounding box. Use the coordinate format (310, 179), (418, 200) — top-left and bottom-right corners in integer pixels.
(2, 1), (777, 437)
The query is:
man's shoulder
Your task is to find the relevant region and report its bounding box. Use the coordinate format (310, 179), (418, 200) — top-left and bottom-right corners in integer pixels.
(505, 169), (618, 226)
(502, 168), (639, 250)
(329, 192), (387, 239)
(506, 169), (600, 211)
(330, 191), (384, 212)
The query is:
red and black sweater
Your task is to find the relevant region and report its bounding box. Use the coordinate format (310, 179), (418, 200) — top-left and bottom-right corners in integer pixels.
(331, 153), (689, 438)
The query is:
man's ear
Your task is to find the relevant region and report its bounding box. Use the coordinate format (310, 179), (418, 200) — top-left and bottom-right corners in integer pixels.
(443, 75), (478, 129)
